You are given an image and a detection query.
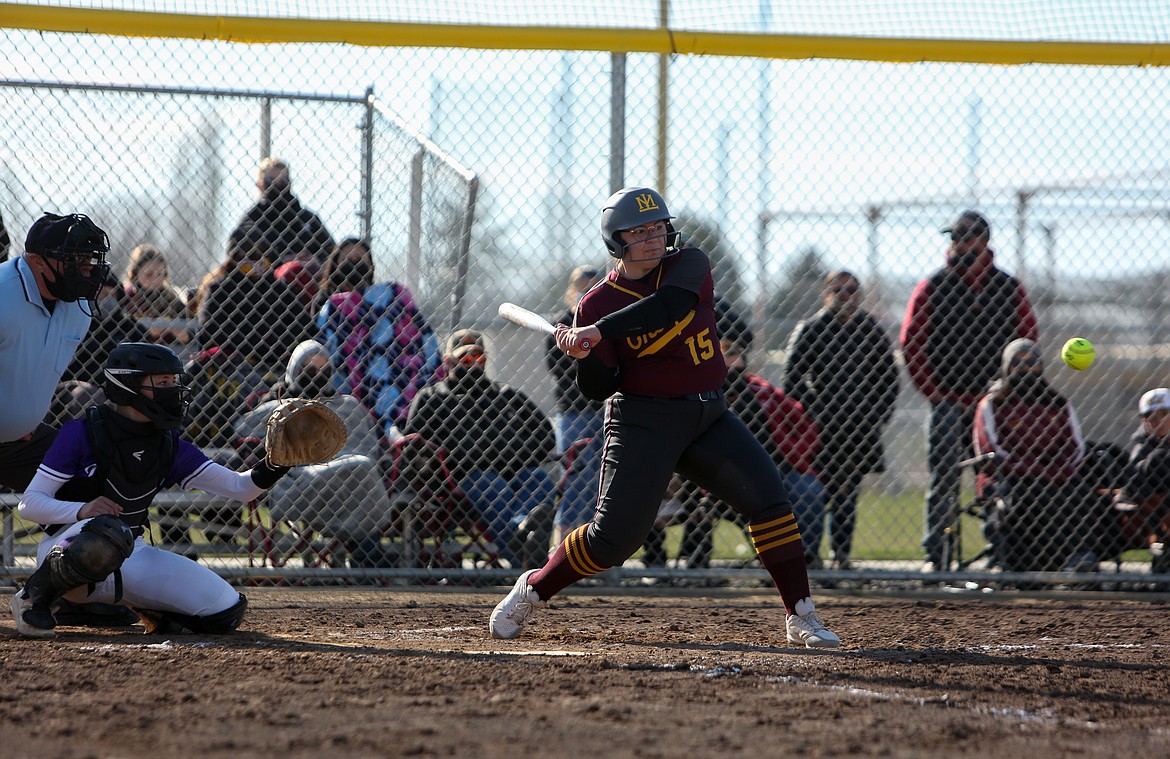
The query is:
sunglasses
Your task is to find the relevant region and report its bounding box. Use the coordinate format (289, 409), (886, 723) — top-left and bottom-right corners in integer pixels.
(579, 268), (599, 279)
(454, 350), (486, 366)
(950, 224), (988, 242)
(828, 284), (859, 295)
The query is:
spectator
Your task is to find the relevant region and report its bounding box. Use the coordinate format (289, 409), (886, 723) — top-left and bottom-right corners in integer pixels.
(120, 243), (190, 345)
(900, 210), (1039, 571)
(185, 226), (310, 447)
(232, 157), (333, 271)
(11, 342), (290, 638)
(972, 339), (1086, 572)
(545, 264), (605, 545)
(665, 307), (826, 570)
(403, 329), (557, 566)
(1112, 388), (1170, 574)
(192, 224), (313, 380)
(783, 271), (900, 569)
(317, 237), (441, 440)
(233, 340), (389, 566)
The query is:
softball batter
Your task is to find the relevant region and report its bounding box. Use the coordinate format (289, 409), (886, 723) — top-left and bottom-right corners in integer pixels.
(490, 187), (839, 647)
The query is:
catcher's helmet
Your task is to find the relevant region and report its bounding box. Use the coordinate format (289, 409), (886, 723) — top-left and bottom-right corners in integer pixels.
(600, 187), (678, 258)
(24, 212), (111, 306)
(103, 342), (191, 429)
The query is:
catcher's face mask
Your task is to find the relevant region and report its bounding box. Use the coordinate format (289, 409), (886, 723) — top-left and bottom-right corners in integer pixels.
(120, 372), (191, 429)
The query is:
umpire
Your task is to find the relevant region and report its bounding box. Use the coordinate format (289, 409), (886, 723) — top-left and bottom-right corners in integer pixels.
(0, 212), (110, 489)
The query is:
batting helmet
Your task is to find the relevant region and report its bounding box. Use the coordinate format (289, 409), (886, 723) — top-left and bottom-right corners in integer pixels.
(600, 187), (678, 258)
(24, 212), (111, 305)
(103, 342), (192, 429)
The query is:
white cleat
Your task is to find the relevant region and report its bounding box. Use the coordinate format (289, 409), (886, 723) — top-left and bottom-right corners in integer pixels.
(11, 589), (56, 640)
(786, 597), (840, 649)
(489, 569), (544, 640)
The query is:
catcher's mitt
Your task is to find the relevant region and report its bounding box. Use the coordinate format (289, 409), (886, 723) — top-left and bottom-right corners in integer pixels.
(265, 397), (348, 467)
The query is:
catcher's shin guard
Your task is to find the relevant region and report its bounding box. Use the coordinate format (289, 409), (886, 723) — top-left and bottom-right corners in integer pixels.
(23, 515), (134, 607)
(138, 594), (247, 635)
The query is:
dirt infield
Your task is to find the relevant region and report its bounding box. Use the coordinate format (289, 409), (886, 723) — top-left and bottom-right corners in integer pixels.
(1, 587), (1168, 758)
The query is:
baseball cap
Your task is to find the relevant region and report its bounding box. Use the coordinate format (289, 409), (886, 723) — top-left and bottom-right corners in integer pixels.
(445, 328), (485, 360)
(1138, 387), (1170, 416)
(941, 210), (991, 241)
(25, 212), (110, 260)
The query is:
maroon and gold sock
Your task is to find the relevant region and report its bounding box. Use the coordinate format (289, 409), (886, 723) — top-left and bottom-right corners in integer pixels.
(748, 513), (812, 615)
(528, 524), (610, 601)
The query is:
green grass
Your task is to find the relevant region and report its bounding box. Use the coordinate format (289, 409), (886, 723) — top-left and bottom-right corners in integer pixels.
(657, 488), (988, 563)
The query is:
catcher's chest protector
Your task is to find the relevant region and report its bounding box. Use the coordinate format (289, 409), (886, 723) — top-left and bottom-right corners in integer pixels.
(50, 406), (177, 538)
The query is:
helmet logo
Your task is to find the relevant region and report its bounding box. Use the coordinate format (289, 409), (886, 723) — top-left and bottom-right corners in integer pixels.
(636, 193), (660, 213)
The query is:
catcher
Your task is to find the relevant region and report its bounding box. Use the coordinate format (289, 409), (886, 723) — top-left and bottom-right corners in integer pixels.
(11, 342), (345, 639)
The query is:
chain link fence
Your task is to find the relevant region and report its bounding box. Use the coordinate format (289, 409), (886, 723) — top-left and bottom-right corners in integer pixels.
(3, 4), (1170, 588)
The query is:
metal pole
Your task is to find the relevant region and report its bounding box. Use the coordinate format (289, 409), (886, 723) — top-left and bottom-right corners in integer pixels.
(755, 0), (773, 347)
(656, 0), (669, 193)
(407, 148), (423, 297)
(259, 96), (271, 161)
(451, 176), (479, 330)
(866, 204), (884, 312)
(360, 86), (374, 242)
(609, 53), (626, 194)
(966, 95), (982, 207)
(1015, 190), (1031, 283)
(755, 212), (769, 349)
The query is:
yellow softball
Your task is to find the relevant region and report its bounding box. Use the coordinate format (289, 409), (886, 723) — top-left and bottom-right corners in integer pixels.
(1061, 337), (1095, 370)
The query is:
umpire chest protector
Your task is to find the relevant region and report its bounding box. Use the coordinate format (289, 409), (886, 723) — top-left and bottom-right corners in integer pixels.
(51, 406), (177, 537)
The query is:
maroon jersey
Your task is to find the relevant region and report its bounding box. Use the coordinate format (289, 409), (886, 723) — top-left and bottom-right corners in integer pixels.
(576, 247), (726, 396)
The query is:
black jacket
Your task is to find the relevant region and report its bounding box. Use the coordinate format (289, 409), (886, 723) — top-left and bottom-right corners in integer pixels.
(404, 376), (555, 481)
(782, 309), (899, 476)
(233, 194), (333, 266)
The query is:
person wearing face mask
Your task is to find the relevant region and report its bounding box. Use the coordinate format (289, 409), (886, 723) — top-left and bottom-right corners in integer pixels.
(972, 339), (1087, 573)
(233, 339), (389, 566)
(231, 157), (334, 271)
(11, 342), (292, 638)
(316, 238), (441, 440)
(2, 212), (111, 491)
(544, 265), (606, 546)
(901, 210), (1039, 571)
(783, 271), (899, 570)
(403, 329), (557, 567)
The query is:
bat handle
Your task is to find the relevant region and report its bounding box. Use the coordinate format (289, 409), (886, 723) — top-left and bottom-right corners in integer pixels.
(580, 339), (591, 350)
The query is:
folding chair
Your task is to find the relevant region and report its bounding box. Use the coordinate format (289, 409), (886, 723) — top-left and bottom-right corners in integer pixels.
(381, 433), (502, 572)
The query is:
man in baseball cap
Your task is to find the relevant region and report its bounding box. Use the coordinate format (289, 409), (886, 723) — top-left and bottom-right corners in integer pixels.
(1139, 387), (1170, 418)
(941, 210), (991, 242)
(446, 328), (486, 361)
(1114, 387), (1170, 573)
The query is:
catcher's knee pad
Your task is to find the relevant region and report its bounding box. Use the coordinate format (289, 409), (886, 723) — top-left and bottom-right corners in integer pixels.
(48, 515), (134, 589)
(143, 594), (248, 635)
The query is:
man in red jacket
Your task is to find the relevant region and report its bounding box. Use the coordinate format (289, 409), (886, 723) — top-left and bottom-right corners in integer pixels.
(901, 211), (1038, 570)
